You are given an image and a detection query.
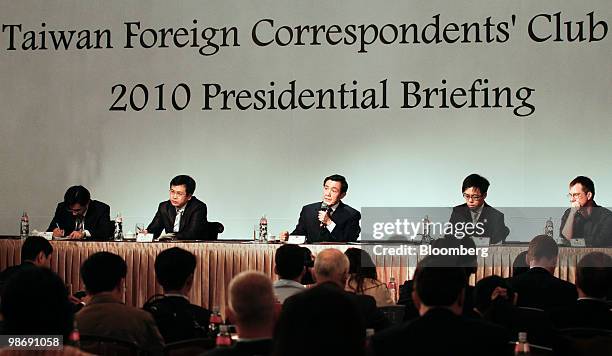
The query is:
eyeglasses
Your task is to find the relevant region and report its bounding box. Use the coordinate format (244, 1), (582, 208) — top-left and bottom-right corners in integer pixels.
(66, 205), (87, 213)
(463, 193), (483, 201)
(169, 189), (187, 197)
(567, 193), (583, 199)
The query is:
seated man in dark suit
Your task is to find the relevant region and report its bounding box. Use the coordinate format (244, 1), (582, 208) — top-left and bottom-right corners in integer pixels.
(204, 271), (275, 356)
(447, 174), (509, 244)
(560, 176), (612, 247)
(145, 175), (208, 240)
(76, 252), (164, 354)
(47, 185), (112, 240)
(550, 252), (612, 330)
(511, 235), (577, 311)
(288, 248), (388, 332)
(0, 236), (52, 294)
(280, 174), (361, 243)
(143, 247), (211, 343)
(370, 257), (510, 356)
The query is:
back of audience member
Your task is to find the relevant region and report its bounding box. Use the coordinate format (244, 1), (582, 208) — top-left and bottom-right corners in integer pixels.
(1, 267), (89, 355)
(273, 244), (306, 303)
(273, 271), (366, 356)
(511, 235), (577, 311)
(474, 275), (558, 348)
(299, 246), (315, 285)
(0, 236), (53, 294)
(205, 271), (276, 356)
(143, 247), (211, 343)
(370, 257), (510, 356)
(550, 251), (612, 330)
(344, 248), (393, 307)
(307, 248), (389, 331)
(512, 250), (529, 278)
(76, 252), (163, 355)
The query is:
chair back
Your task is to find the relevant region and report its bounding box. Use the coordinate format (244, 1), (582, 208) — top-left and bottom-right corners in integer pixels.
(378, 305), (406, 325)
(204, 222), (224, 240)
(164, 337), (215, 356)
(80, 334), (144, 356)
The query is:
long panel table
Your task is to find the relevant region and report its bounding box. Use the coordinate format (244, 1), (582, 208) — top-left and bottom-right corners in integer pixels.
(1, 238), (609, 315)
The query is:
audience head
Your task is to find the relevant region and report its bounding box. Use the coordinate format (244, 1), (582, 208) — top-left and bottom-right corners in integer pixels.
(274, 244), (306, 281)
(413, 256), (466, 315)
(300, 246), (315, 285)
(227, 271), (275, 335)
(21, 235), (53, 267)
(461, 173), (489, 208)
(81, 252), (127, 295)
(1, 267), (73, 339)
(272, 282), (365, 356)
(512, 251), (529, 277)
(155, 247), (196, 293)
(576, 252), (612, 299)
(569, 176), (595, 206)
(527, 235), (558, 272)
(313, 248), (350, 287)
(64, 185), (91, 216)
(473, 275), (515, 314)
(344, 248), (378, 293)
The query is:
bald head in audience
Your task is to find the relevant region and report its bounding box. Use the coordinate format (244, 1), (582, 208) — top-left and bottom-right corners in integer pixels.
(227, 271), (276, 339)
(313, 248), (350, 287)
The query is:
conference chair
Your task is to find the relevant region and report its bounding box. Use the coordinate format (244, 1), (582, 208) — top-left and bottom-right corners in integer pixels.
(560, 328), (612, 356)
(378, 305), (406, 325)
(79, 334), (144, 356)
(204, 221), (224, 240)
(163, 337), (215, 356)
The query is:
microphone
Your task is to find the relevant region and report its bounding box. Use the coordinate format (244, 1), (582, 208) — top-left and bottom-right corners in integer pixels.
(319, 202), (328, 227)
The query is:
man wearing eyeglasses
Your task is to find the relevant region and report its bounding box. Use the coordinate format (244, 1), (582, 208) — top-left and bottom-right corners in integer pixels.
(447, 174), (509, 244)
(47, 185), (113, 240)
(145, 175), (208, 240)
(560, 176), (612, 247)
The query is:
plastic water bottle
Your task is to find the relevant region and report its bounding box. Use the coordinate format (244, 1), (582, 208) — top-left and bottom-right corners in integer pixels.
(114, 213), (124, 241)
(208, 306), (223, 336)
(514, 332), (531, 355)
(544, 217), (554, 238)
(68, 321), (81, 348)
(259, 216), (268, 242)
(215, 325), (232, 347)
(387, 276), (397, 303)
(20, 212), (29, 240)
(422, 215), (432, 244)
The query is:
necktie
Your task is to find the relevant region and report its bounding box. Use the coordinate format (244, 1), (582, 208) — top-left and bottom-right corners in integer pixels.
(75, 217), (84, 232)
(173, 210), (183, 232)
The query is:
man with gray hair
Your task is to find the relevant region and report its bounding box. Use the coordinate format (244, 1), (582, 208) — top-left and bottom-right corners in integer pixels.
(286, 248), (388, 331)
(204, 271), (275, 356)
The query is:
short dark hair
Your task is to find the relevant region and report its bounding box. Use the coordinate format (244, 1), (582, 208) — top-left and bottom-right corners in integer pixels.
(170, 175), (196, 196)
(473, 275), (514, 314)
(570, 176), (595, 199)
(461, 174), (490, 194)
(345, 248), (378, 294)
(527, 235), (558, 262)
(512, 251), (529, 277)
(1, 267), (74, 339)
(64, 185), (91, 207)
(576, 252), (612, 298)
(324, 174), (348, 193)
(414, 257), (466, 307)
(155, 247), (196, 291)
(275, 244), (306, 280)
(81, 252), (127, 294)
(21, 236), (53, 262)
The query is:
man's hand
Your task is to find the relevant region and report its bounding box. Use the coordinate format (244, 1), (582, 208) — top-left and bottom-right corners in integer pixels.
(52, 228), (65, 237)
(318, 211), (331, 226)
(68, 230), (85, 239)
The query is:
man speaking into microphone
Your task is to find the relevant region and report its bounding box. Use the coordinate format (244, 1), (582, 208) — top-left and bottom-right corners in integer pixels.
(280, 174), (361, 243)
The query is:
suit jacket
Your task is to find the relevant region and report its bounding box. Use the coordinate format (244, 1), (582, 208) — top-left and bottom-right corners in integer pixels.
(370, 308), (510, 356)
(510, 267), (578, 311)
(290, 201), (361, 243)
(147, 197), (208, 240)
(143, 295), (211, 343)
(447, 203), (510, 244)
(549, 298), (612, 330)
(46, 200), (112, 241)
(76, 293), (164, 355)
(203, 339), (273, 356)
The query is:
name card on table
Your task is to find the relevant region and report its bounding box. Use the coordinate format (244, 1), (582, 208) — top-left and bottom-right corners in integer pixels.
(136, 233), (154, 243)
(287, 235), (305, 244)
(472, 237), (490, 247)
(40, 232), (53, 240)
(570, 239), (586, 247)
